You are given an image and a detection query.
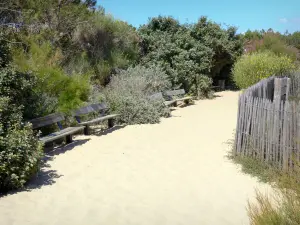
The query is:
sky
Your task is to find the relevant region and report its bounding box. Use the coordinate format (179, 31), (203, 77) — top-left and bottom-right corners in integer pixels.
(98, 0), (300, 33)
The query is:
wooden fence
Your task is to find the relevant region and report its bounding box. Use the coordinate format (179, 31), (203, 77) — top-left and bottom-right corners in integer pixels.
(234, 76), (300, 171)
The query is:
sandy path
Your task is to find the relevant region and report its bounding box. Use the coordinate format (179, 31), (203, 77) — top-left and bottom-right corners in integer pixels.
(0, 91), (270, 225)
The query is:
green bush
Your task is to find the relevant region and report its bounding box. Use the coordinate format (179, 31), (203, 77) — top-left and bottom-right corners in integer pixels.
(232, 51), (295, 89)
(75, 12), (140, 85)
(104, 65), (171, 124)
(0, 97), (43, 192)
(190, 75), (213, 98)
(12, 41), (90, 113)
(0, 66), (57, 120)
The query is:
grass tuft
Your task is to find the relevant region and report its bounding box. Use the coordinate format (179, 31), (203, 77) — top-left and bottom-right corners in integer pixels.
(228, 139), (300, 225)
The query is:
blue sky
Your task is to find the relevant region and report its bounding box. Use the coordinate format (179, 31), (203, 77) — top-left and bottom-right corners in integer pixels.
(98, 0), (300, 33)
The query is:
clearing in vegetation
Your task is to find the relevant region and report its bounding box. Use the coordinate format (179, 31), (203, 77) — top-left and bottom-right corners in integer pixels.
(0, 91), (270, 225)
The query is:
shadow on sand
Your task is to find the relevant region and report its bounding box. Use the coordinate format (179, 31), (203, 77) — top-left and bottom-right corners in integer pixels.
(93, 125), (126, 136)
(0, 138), (89, 198)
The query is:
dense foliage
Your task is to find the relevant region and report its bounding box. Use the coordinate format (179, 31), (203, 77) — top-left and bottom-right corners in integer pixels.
(244, 32), (298, 61)
(104, 65), (171, 124)
(74, 12), (140, 85)
(139, 16), (243, 97)
(0, 67), (43, 192)
(232, 51), (295, 89)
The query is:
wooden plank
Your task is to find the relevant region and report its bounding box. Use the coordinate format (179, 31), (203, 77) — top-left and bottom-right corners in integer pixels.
(90, 103), (109, 112)
(72, 105), (95, 116)
(265, 99), (272, 162)
(30, 113), (65, 129)
(164, 89), (185, 97)
(242, 95), (248, 156)
(40, 126), (84, 143)
(78, 114), (120, 126)
(148, 92), (163, 101)
(235, 94), (243, 155)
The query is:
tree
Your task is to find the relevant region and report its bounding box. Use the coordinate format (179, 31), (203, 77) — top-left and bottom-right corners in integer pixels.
(191, 16), (244, 80)
(139, 16), (214, 97)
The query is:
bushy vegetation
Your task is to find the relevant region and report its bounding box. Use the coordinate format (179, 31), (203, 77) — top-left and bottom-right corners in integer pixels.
(139, 16), (243, 97)
(0, 74), (43, 192)
(244, 32), (298, 61)
(73, 11), (140, 85)
(231, 154), (300, 225)
(104, 65), (171, 124)
(232, 51), (295, 89)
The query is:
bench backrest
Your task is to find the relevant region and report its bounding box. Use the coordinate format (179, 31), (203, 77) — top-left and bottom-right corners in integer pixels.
(90, 103), (109, 112)
(30, 113), (65, 129)
(72, 105), (95, 116)
(148, 92), (163, 100)
(165, 89), (186, 97)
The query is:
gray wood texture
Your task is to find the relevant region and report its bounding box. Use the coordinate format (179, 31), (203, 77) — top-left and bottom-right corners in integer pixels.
(73, 103), (120, 135)
(78, 114), (120, 126)
(164, 89), (193, 103)
(30, 113), (65, 129)
(149, 92), (178, 107)
(235, 76), (300, 171)
(40, 126), (84, 143)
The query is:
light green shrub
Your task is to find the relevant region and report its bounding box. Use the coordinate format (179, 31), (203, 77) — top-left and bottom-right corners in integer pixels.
(232, 51), (295, 89)
(104, 65), (171, 124)
(12, 41), (90, 113)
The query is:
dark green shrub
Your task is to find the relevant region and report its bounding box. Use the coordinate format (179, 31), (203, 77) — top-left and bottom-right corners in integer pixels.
(104, 65), (171, 124)
(190, 75), (213, 98)
(0, 97), (43, 192)
(0, 66), (56, 120)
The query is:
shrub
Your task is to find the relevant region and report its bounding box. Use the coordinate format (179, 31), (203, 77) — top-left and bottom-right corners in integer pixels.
(0, 97), (43, 192)
(190, 75), (213, 98)
(104, 65), (171, 124)
(12, 41), (90, 113)
(245, 33), (298, 61)
(0, 66), (57, 120)
(74, 12), (140, 85)
(232, 51), (295, 89)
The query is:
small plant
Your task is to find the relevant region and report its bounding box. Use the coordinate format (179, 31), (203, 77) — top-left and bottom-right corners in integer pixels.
(229, 140), (300, 225)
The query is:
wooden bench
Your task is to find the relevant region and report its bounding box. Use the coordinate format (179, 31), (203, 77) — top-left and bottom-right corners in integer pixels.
(164, 89), (193, 106)
(30, 113), (84, 144)
(73, 103), (120, 135)
(148, 92), (177, 107)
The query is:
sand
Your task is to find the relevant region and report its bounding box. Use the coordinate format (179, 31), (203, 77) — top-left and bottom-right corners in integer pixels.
(0, 91), (271, 225)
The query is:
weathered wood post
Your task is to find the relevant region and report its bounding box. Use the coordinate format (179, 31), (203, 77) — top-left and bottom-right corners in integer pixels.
(274, 78), (290, 171)
(218, 80), (225, 91)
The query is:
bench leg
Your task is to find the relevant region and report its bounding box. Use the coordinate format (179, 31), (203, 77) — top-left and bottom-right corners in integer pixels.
(66, 135), (73, 144)
(184, 99), (190, 105)
(108, 118), (114, 128)
(84, 125), (90, 135)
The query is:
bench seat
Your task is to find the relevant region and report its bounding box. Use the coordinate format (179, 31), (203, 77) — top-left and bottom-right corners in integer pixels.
(164, 89), (193, 106)
(77, 114), (120, 126)
(39, 126), (84, 143)
(40, 126), (84, 143)
(176, 96), (193, 102)
(164, 100), (177, 107)
(30, 113), (84, 147)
